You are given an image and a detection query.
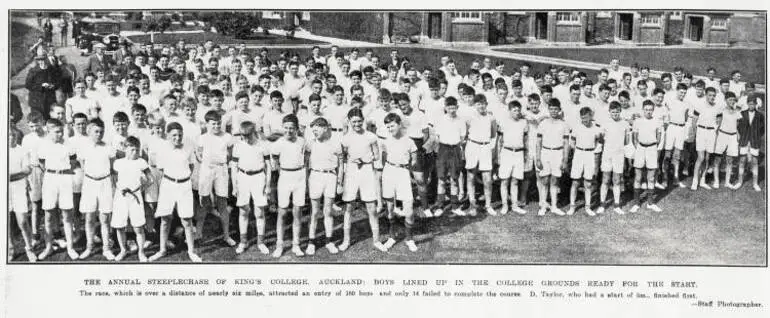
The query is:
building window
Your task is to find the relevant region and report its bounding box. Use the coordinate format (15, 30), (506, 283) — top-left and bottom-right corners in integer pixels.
(301, 11), (310, 21)
(712, 17), (728, 29)
(556, 12), (581, 24)
(450, 12), (482, 23)
(669, 11), (683, 20)
(640, 14), (661, 26)
(262, 11), (283, 19)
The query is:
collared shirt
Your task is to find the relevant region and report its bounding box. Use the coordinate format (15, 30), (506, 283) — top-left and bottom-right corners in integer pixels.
(113, 158), (149, 190)
(159, 142), (195, 179)
(232, 140), (269, 171)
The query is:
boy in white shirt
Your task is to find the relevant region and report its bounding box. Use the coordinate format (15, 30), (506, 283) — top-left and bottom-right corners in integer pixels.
(111, 136), (153, 262)
(496, 101), (529, 215)
(463, 94), (497, 216)
(9, 128), (38, 262)
(23, 112), (47, 243)
(567, 107), (603, 216)
(598, 102), (630, 215)
(271, 114), (307, 258)
(305, 117), (344, 255)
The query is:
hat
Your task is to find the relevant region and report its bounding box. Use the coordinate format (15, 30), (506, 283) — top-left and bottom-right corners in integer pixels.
(93, 43), (106, 49)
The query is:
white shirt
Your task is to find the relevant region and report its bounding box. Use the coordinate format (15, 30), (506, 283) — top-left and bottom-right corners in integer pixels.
(272, 137), (306, 169)
(39, 139), (75, 170)
(232, 140), (269, 171)
(78, 142), (116, 177)
(381, 135), (417, 166)
(307, 137), (343, 170)
(341, 131), (378, 163)
(158, 143), (195, 179)
(198, 133), (234, 164)
(433, 114), (467, 145)
(113, 158), (149, 190)
(66, 95), (100, 120)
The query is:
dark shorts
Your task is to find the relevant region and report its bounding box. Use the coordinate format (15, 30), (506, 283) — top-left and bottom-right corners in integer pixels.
(437, 143), (462, 181)
(410, 137), (426, 172)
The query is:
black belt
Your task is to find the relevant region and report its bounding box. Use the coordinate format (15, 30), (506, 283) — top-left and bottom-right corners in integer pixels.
(697, 125), (715, 130)
(439, 143), (461, 148)
(281, 166), (304, 172)
(377, 135), (387, 140)
(311, 168), (337, 174)
(120, 186), (141, 204)
(331, 128), (343, 132)
(576, 146), (595, 152)
(238, 168), (264, 175)
(718, 130), (737, 136)
(469, 139), (490, 145)
(542, 145), (563, 151)
(85, 173), (110, 181)
(163, 175), (190, 183)
(669, 122), (685, 127)
(46, 169), (73, 175)
(639, 142), (657, 148)
(503, 146), (524, 152)
(386, 161), (409, 169)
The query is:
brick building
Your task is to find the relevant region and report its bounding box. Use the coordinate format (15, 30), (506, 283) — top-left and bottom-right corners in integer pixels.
(291, 11), (765, 47)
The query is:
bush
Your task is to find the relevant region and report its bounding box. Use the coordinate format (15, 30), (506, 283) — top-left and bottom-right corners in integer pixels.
(143, 15), (172, 33)
(199, 12), (261, 39)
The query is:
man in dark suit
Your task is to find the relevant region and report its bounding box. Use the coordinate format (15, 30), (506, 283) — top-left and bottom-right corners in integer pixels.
(25, 56), (60, 118)
(83, 43), (114, 75)
(737, 95), (765, 191)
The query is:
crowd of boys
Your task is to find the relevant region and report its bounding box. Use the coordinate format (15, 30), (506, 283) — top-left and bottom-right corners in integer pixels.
(8, 39), (765, 262)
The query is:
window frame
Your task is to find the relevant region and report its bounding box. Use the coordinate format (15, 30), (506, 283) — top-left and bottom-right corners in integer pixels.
(450, 11), (483, 23)
(262, 11), (283, 20)
(556, 12), (581, 25)
(640, 13), (662, 27)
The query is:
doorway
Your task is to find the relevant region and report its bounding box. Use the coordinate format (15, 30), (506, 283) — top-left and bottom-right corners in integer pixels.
(534, 12), (548, 40)
(428, 13), (442, 39)
(688, 16), (704, 41)
(618, 13), (634, 41)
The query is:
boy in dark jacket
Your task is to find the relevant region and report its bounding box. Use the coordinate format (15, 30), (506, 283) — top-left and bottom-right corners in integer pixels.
(736, 96), (764, 191)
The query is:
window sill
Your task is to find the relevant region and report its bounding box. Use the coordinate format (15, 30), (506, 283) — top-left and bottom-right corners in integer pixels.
(451, 19), (484, 24)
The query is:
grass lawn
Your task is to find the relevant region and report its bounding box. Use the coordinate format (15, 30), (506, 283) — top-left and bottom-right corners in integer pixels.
(9, 171), (766, 265)
(126, 31), (325, 46)
(10, 21), (40, 76)
(493, 47), (766, 84)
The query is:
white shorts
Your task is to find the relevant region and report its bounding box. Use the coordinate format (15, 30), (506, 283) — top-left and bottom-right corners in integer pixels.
(278, 169), (307, 208)
(714, 131), (739, 157)
(111, 188), (146, 228)
(634, 143), (659, 169)
(664, 124), (686, 151)
(601, 149), (625, 174)
(79, 175), (114, 213)
(198, 164), (229, 198)
(9, 179), (29, 214)
(143, 166), (162, 203)
(236, 169), (268, 207)
(42, 172), (74, 211)
(72, 168), (84, 193)
(342, 162), (377, 203)
(740, 142), (760, 157)
(539, 147), (564, 177)
(465, 141), (493, 171)
(570, 148), (597, 180)
(382, 164), (413, 201)
(309, 169), (337, 200)
(696, 127), (717, 153)
(497, 147), (525, 180)
(156, 176), (194, 219)
(27, 166), (43, 202)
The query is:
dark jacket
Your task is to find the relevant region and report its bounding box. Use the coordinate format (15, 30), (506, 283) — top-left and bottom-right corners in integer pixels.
(738, 110), (765, 148)
(84, 54), (114, 75)
(25, 65), (60, 117)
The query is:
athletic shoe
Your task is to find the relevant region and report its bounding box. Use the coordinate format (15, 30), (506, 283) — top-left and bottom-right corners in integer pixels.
(383, 238), (397, 250)
(127, 240), (138, 252)
(613, 207), (625, 215)
(690, 182), (698, 191)
(432, 208), (444, 217)
(655, 182), (666, 190)
(486, 206), (498, 216)
(422, 208), (434, 218)
(585, 208), (596, 217)
(678, 181), (687, 188)
(537, 206), (548, 216)
(325, 242), (339, 254)
(235, 243), (247, 255)
(337, 241), (350, 252)
(451, 208), (467, 217)
(54, 238), (67, 249)
(566, 206), (576, 216)
(512, 206), (527, 215)
(596, 206), (605, 214)
(647, 204), (663, 212)
(700, 183), (712, 190)
(373, 241), (388, 252)
(641, 183), (648, 190)
(143, 240), (153, 249)
(712, 182), (720, 189)
(551, 207), (565, 216)
(272, 247), (283, 258)
(291, 245), (305, 257)
(102, 250), (116, 261)
(25, 249), (37, 263)
(257, 244), (270, 255)
(67, 248), (79, 260)
(629, 205), (640, 213)
(467, 208), (478, 217)
(405, 240), (418, 252)
(187, 251), (202, 262)
(305, 243), (316, 256)
(753, 184), (762, 192)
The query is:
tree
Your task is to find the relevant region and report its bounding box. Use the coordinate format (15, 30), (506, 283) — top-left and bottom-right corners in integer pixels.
(142, 14), (172, 34)
(199, 11), (261, 39)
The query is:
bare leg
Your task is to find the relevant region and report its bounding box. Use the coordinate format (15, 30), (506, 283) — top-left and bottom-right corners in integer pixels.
(149, 216), (171, 261)
(216, 196), (235, 246)
(181, 218), (201, 262)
